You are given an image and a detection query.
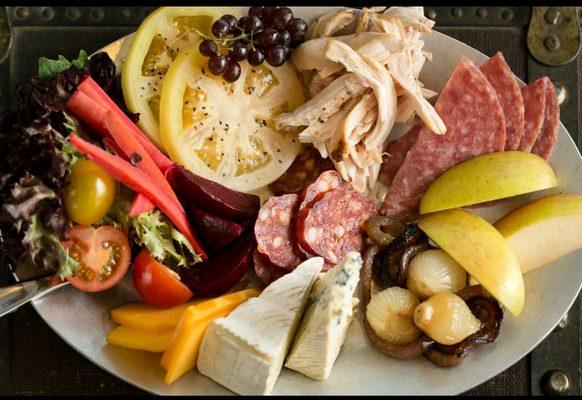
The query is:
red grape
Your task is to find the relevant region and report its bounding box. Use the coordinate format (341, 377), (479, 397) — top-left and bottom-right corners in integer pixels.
(220, 14), (238, 30)
(257, 28), (278, 48)
(265, 45), (286, 67)
(248, 49), (265, 66)
(208, 55), (228, 75)
(276, 30), (291, 46)
(288, 18), (308, 40)
(242, 15), (262, 33)
(248, 6), (264, 17)
(223, 60), (242, 82)
(262, 7), (279, 19)
(199, 39), (217, 57)
(212, 19), (230, 38)
(230, 41), (249, 61)
(272, 7), (293, 29)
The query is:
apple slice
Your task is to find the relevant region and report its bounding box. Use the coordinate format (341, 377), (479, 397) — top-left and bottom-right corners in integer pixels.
(418, 209), (524, 317)
(495, 194), (582, 274)
(420, 151), (557, 214)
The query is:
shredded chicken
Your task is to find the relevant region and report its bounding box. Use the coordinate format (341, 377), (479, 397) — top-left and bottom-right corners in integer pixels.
(274, 73), (366, 130)
(356, 7), (387, 33)
(291, 32), (404, 74)
(281, 6), (441, 192)
(382, 6), (435, 32)
(306, 9), (357, 40)
(386, 51), (446, 134)
(307, 72), (339, 97)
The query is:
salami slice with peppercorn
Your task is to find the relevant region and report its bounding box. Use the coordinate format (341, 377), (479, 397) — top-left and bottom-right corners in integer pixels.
(531, 79), (559, 160)
(518, 77), (549, 152)
(254, 193), (300, 269)
(253, 248), (286, 286)
(378, 124), (422, 187)
(297, 188), (376, 265)
(381, 57), (506, 221)
(298, 169), (347, 210)
(479, 52), (525, 151)
(268, 146), (335, 196)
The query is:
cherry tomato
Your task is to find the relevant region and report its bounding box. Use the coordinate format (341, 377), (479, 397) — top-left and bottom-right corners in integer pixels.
(133, 249), (193, 308)
(63, 225), (131, 292)
(64, 159), (117, 225)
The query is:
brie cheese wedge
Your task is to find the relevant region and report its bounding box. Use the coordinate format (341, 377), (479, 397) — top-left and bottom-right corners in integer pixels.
(285, 251), (362, 380)
(196, 257), (324, 395)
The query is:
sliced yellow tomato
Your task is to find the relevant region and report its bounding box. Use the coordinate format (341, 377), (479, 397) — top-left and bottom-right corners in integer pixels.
(122, 7), (238, 148)
(159, 43), (305, 192)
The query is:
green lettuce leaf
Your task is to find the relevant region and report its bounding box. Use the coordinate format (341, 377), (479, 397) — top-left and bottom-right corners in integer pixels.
(38, 50), (89, 80)
(131, 209), (202, 268)
(21, 214), (79, 279)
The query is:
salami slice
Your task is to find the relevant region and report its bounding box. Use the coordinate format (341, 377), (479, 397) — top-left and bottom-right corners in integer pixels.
(518, 77), (549, 152)
(480, 52), (525, 151)
(289, 170), (345, 262)
(531, 80), (559, 160)
(268, 146), (335, 196)
(254, 194), (300, 269)
(381, 57), (506, 221)
(298, 169), (347, 210)
(253, 248), (286, 285)
(378, 124), (422, 186)
(297, 188), (376, 264)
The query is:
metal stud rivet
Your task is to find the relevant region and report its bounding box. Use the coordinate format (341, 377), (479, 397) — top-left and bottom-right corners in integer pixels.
(501, 9), (514, 21)
(544, 34), (561, 51)
(427, 9), (437, 20)
(545, 7), (561, 25)
(66, 7), (80, 20)
(477, 8), (488, 18)
(452, 8), (463, 18)
(541, 369), (570, 395)
(15, 7), (29, 19)
(41, 7), (54, 20)
(119, 8), (131, 19)
(554, 310), (569, 330)
(90, 8), (104, 22)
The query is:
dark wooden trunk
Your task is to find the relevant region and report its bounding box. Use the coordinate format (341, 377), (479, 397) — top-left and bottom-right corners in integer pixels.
(0, 6), (580, 396)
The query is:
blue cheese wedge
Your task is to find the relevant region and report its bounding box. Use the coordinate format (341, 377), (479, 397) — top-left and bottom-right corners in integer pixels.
(196, 257), (324, 395)
(284, 251), (362, 380)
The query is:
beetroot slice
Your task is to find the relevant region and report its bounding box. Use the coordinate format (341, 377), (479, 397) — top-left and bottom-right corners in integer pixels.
(166, 164), (260, 221)
(187, 206), (245, 251)
(179, 234), (254, 297)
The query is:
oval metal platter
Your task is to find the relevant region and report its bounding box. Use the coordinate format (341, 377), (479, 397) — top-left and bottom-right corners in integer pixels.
(29, 6), (582, 395)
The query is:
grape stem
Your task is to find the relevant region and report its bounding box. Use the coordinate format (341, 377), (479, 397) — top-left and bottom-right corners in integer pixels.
(191, 27), (261, 50)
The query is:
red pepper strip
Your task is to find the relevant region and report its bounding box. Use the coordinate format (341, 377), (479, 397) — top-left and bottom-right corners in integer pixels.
(77, 77), (174, 173)
(68, 91), (167, 216)
(69, 134), (207, 260)
(104, 135), (156, 215)
(129, 193), (156, 217)
(103, 137), (128, 160)
(67, 90), (110, 137)
(103, 110), (180, 204)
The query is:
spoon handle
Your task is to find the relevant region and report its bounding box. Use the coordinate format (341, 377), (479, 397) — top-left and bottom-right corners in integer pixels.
(0, 275), (69, 318)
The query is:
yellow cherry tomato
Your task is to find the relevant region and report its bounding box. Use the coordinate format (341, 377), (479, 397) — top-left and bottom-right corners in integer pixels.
(64, 160), (117, 225)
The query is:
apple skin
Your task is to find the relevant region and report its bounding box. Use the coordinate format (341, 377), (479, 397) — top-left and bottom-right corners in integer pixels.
(495, 194), (582, 274)
(420, 151), (558, 214)
(418, 209), (524, 317)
